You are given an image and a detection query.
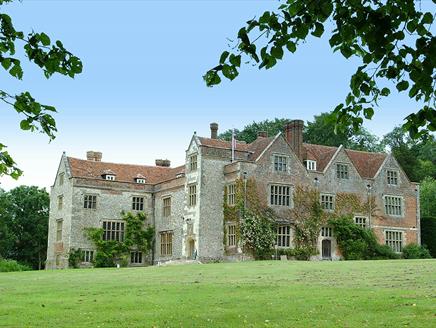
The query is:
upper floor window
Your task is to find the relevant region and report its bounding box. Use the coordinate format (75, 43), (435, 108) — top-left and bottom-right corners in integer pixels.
(320, 227), (332, 237)
(274, 155), (287, 172)
(57, 195), (63, 210)
(84, 195), (97, 209)
(189, 184), (197, 206)
(320, 194), (334, 211)
(276, 225), (291, 247)
(163, 197), (171, 217)
(102, 220), (125, 242)
(387, 170), (398, 185)
(354, 216), (367, 228)
(305, 160), (317, 171)
(58, 173), (64, 186)
(82, 250), (94, 263)
(190, 154), (197, 171)
(227, 224), (236, 247)
(385, 230), (403, 252)
(270, 185), (291, 206)
(56, 220), (63, 242)
(132, 196), (144, 211)
(136, 178), (146, 184)
(105, 175), (116, 181)
(160, 231), (173, 256)
(227, 184), (236, 206)
(336, 163), (349, 179)
(130, 251), (143, 264)
(384, 195), (403, 216)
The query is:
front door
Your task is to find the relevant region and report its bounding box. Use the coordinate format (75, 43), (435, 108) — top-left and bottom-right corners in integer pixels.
(188, 239), (195, 259)
(322, 239), (331, 259)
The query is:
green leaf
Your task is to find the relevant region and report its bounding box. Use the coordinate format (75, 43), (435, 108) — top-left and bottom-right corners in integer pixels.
(422, 12), (434, 24)
(381, 87), (390, 96)
(340, 46), (353, 59)
(20, 120), (31, 131)
(39, 33), (51, 46)
(1, 58), (11, 70)
(219, 51), (229, 64)
(271, 46), (283, 59)
(396, 80), (409, 92)
(311, 22), (324, 38)
(229, 54), (241, 67)
(9, 63), (23, 79)
(286, 41), (296, 53)
(364, 107), (374, 119)
(222, 64), (239, 80)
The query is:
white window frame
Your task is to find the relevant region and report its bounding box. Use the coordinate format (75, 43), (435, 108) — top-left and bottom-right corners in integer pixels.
(132, 196), (144, 211)
(57, 195), (63, 210)
(385, 230), (403, 253)
(227, 224), (236, 247)
(130, 251), (143, 264)
(105, 175), (116, 181)
(163, 197), (171, 217)
(136, 178), (146, 184)
(102, 220), (125, 242)
(190, 154), (198, 172)
(82, 250), (94, 263)
(58, 172), (65, 186)
(188, 184), (197, 207)
(160, 231), (173, 256)
(273, 154), (288, 172)
(305, 160), (317, 171)
(320, 194), (335, 211)
(227, 184), (236, 206)
(276, 225), (291, 248)
(84, 194), (97, 209)
(320, 227), (332, 237)
(386, 170), (399, 186)
(383, 195), (404, 217)
(269, 184), (292, 207)
(56, 219), (63, 242)
(336, 163), (349, 179)
(354, 216), (368, 228)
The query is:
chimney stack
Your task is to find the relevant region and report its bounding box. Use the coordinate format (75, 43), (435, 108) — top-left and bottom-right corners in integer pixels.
(155, 159), (171, 167)
(86, 151), (102, 162)
(210, 122), (218, 139)
(257, 131), (268, 138)
(284, 120), (304, 161)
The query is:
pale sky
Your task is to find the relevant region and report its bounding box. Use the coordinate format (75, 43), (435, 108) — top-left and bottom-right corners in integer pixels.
(0, 0), (431, 190)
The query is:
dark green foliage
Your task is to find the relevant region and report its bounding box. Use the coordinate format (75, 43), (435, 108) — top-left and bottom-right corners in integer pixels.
(205, 0), (435, 138)
(0, 186), (49, 269)
(0, 0), (82, 178)
(0, 258), (31, 272)
(329, 216), (399, 260)
(402, 243), (432, 259)
(68, 248), (83, 269)
(421, 216), (436, 258)
(85, 212), (154, 268)
(219, 118), (289, 143)
(420, 178), (436, 217)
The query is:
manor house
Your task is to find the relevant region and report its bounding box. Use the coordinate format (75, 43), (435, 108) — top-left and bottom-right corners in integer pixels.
(46, 121), (421, 268)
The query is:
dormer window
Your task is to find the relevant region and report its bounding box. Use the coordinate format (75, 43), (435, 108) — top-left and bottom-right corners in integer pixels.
(136, 178), (146, 184)
(102, 169), (116, 181)
(105, 175), (115, 181)
(305, 160), (317, 171)
(176, 173), (185, 179)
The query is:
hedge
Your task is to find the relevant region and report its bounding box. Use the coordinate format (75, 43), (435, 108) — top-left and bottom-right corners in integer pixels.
(421, 216), (436, 258)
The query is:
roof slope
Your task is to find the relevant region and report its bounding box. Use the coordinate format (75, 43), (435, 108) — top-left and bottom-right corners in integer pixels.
(68, 157), (185, 184)
(345, 149), (387, 179)
(198, 137), (251, 152)
(303, 143), (338, 172)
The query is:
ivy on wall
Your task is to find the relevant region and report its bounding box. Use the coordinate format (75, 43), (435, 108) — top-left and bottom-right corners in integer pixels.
(85, 211), (154, 268)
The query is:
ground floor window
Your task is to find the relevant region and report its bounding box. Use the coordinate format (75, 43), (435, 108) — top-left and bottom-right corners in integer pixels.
(130, 251), (143, 264)
(82, 250), (94, 263)
(276, 225), (291, 247)
(385, 230), (403, 252)
(227, 224), (236, 247)
(160, 231), (173, 256)
(354, 216), (367, 228)
(102, 220), (125, 242)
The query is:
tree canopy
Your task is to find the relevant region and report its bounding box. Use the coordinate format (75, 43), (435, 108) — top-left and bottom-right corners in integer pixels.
(0, 0), (82, 179)
(205, 0), (435, 138)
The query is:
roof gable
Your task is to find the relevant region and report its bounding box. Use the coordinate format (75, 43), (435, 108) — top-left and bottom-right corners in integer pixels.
(345, 149), (387, 179)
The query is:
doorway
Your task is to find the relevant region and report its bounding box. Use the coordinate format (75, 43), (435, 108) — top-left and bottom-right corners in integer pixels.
(322, 239), (332, 259)
(188, 239), (196, 259)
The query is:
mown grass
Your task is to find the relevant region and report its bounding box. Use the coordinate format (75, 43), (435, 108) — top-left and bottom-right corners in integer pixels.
(0, 260), (435, 327)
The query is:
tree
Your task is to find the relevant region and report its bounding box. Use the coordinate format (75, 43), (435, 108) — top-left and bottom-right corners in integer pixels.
(204, 0), (435, 138)
(420, 177), (436, 217)
(0, 186), (49, 269)
(382, 126), (435, 181)
(219, 118), (289, 143)
(0, 0), (82, 179)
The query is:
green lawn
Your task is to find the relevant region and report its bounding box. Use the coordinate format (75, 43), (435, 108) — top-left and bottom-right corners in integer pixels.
(0, 260), (435, 327)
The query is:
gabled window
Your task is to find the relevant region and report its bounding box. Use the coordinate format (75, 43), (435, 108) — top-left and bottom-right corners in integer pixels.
(336, 163), (349, 179)
(385, 230), (403, 252)
(58, 173), (64, 186)
(384, 195), (403, 216)
(320, 227), (332, 237)
(320, 194), (334, 211)
(84, 195), (97, 209)
(102, 220), (125, 241)
(105, 175), (116, 181)
(163, 197), (171, 217)
(136, 178), (146, 184)
(305, 160), (317, 171)
(270, 185), (291, 206)
(56, 220), (63, 242)
(273, 155), (287, 172)
(130, 251), (142, 264)
(227, 224), (236, 247)
(132, 196), (144, 211)
(276, 225), (291, 247)
(82, 250), (94, 263)
(227, 184), (236, 206)
(189, 184), (197, 206)
(190, 154), (197, 171)
(160, 231), (173, 256)
(387, 170), (398, 185)
(354, 216), (367, 228)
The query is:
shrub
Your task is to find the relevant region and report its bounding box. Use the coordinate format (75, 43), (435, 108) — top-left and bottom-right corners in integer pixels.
(68, 248), (83, 268)
(421, 216), (436, 258)
(402, 243), (432, 259)
(0, 258), (32, 272)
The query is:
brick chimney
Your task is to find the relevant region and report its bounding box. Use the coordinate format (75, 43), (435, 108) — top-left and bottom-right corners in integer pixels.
(257, 131), (268, 138)
(210, 122), (218, 139)
(284, 120), (304, 161)
(86, 151), (102, 161)
(155, 159), (171, 167)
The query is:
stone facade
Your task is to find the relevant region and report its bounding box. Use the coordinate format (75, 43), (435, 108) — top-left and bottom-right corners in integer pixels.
(46, 121), (420, 268)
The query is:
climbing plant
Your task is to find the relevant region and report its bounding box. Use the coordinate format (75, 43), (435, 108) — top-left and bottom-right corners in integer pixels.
(85, 211), (154, 268)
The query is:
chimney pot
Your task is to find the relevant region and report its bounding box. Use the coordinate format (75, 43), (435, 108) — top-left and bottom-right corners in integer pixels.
(86, 151), (102, 161)
(257, 131), (268, 138)
(210, 122), (218, 139)
(155, 159), (171, 167)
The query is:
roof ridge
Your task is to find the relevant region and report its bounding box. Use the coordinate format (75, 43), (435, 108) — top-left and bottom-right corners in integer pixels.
(344, 148), (387, 156)
(67, 156), (176, 170)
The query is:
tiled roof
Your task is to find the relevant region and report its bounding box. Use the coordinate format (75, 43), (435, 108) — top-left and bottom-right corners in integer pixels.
(247, 136), (274, 161)
(345, 149), (387, 179)
(198, 137), (251, 152)
(67, 157), (185, 184)
(303, 143), (338, 172)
